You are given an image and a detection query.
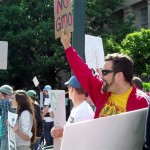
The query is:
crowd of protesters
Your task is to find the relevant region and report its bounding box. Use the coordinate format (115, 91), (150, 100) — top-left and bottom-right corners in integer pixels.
(0, 31), (150, 150)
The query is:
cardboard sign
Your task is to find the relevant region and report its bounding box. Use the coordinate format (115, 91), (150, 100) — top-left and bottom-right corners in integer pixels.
(0, 41), (8, 70)
(85, 34), (104, 69)
(54, 0), (74, 39)
(32, 76), (39, 87)
(60, 108), (147, 150)
(8, 111), (18, 150)
(48, 90), (66, 150)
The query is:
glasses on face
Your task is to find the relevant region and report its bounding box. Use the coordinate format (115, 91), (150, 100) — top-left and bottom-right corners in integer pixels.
(102, 69), (114, 76)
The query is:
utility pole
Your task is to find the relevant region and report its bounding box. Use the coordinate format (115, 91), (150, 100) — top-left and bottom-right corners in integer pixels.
(72, 0), (85, 61)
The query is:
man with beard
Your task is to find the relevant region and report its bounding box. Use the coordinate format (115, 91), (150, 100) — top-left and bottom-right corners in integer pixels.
(60, 30), (149, 119)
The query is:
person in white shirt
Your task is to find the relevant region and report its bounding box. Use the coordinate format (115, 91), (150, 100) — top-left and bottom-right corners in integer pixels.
(42, 85), (54, 147)
(13, 90), (36, 150)
(51, 76), (94, 138)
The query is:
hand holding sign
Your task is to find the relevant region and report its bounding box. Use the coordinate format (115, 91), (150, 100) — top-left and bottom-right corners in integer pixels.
(61, 29), (71, 49)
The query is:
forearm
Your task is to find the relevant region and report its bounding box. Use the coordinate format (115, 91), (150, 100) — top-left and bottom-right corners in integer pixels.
(15, 130), (30, 141)
(42, 107), (48, 118)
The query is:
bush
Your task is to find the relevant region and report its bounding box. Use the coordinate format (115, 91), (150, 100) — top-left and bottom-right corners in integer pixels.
(143, 82), (150, 92)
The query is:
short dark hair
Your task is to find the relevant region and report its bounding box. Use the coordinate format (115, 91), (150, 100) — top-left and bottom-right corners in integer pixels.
(74, 86), (86, 95)
(105, 53), (134, 82)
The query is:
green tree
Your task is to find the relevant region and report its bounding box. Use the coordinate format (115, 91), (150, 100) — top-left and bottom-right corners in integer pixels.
(120, 29), (150, 77)
(85, 0), (136, 54)
(0, 0), (69, 89)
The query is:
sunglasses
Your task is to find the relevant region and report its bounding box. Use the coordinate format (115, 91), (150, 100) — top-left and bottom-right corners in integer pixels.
(102, 69), (114, 76)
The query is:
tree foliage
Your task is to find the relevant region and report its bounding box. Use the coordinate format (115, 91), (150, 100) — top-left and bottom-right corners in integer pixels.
(0, 0), (147, 89)
(0, 0), (69, 89)
(85, 0), (136, 54)
(120, 29), (150, 77)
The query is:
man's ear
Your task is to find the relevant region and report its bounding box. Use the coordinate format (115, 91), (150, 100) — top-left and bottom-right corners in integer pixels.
(116, 72), (124, 81)
(70, 86), (75, 93)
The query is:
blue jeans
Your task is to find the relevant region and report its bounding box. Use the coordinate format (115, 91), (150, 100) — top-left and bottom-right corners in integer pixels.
(34, 138), (40, 150)
(43, 121), (54, 147)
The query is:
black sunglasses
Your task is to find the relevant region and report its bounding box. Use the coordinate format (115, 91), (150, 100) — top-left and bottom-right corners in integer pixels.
(102, 69), (114, 76)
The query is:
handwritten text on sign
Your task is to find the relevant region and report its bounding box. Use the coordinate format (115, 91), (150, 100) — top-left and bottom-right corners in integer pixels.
(54, 0), (73, 38)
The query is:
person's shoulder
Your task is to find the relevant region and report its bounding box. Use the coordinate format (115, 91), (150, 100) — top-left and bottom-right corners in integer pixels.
(0, 99), (11, 105)
(21, 110), (31, 116)
(134, 88), (149, 104)
(146, 92), (150, 97)
(79, 101), (94, 113)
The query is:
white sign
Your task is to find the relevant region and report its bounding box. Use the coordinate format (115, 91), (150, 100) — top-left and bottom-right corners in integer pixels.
(8, 111), (18, 150)
(60, 108), (147, 150)
(0, 41), (8, 69)
(85, 34), (104, 69)
(48, 90), (66, 150)
(32, 76), (39, 87)
(40, 91), (43, 108)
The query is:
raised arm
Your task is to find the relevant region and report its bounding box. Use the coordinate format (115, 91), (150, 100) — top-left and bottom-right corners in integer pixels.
(61, 30), (103, 106)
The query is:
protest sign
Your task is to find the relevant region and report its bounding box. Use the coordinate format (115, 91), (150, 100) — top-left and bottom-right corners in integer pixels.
(32, 76), (39, 87)
(48, 90), (66, 150)
(60, 108), (147, 150)
(40, 91), (43, 108)
(0, 41), (8, 70)
(54, 0), (73, 38)
(85, 34), (104, 69)
(8, 111), (18, 150)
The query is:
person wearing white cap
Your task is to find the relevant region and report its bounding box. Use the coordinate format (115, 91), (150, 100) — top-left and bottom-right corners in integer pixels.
(50, 76), (94, 138)
(42, 85), (54, 147)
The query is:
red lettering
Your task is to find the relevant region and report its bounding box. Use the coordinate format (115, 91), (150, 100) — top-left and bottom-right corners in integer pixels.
(61, 14), (68, 29)
(55, 13), (73, 32)
(56, 0), (62, 14)
(56, 17), (61, 31)
(63, 0), (69, 8)
(68, 12), (72, 25)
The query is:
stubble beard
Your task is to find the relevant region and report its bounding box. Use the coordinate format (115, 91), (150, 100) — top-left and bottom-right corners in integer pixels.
(102, 81), (109, 93)
(102, 76), (115, 93)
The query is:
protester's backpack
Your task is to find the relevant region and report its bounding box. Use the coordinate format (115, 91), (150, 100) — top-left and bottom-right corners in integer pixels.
(34, 103), (43, 137)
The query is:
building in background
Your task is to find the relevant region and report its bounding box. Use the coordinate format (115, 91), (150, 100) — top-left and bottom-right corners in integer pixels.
(114, 0), (150, 30)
